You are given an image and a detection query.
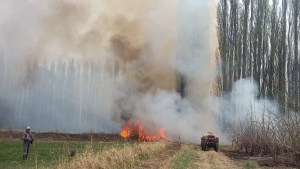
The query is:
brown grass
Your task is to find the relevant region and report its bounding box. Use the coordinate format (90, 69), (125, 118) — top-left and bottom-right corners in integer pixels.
(57, 141), (167, 169)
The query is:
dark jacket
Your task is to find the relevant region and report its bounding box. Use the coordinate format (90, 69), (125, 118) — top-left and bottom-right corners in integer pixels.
(23, 131), (33, 144)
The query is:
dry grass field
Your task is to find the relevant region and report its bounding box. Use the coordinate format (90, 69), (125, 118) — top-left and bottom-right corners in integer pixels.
(0, 131), (297, 169)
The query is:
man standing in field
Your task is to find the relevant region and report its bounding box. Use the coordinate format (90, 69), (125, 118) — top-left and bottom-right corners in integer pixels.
(22, 126), (33, 160)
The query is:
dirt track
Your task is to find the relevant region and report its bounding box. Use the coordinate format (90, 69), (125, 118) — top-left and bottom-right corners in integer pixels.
(134, 143), (182, 169)
(192, 148), (241, 169)
(135, 143), (241, 169)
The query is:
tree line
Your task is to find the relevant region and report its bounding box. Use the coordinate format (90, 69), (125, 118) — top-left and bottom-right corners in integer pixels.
(217, 0), (300, 113)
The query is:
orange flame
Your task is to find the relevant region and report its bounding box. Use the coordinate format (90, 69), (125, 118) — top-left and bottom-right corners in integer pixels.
(120, 125), (131, 138)
(120, 120), (168, 141)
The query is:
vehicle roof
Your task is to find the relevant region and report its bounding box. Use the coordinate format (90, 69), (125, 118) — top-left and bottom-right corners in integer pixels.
(203, 132), (214, 136)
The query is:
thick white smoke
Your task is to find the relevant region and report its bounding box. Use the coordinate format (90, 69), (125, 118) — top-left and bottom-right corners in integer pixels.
(108, 0), (220, 143)
(208, 79), (279, 142)
(0, 0), (177, 132)
(0, 0), (236, 143)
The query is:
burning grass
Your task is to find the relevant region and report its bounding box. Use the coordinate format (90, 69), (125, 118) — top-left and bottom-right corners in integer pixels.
(57, 141), (167, 169)
(120, 120), (168, 141)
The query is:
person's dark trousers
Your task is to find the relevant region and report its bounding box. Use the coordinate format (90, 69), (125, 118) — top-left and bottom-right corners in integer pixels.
(23, 141), (30, 160)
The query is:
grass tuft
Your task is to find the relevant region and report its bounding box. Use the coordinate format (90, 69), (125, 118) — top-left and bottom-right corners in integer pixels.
(57, 141), (167, 169)
(0, 139), (134, 169)
(242, 161), (259, 169)
(170, 146), (197, 169)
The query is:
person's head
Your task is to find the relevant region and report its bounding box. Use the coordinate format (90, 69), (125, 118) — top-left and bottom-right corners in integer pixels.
(26, 126), (30, 132)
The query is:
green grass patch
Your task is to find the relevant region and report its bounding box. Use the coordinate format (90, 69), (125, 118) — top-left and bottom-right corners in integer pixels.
(171, 148), (198, 169)
(0, 139), (132, 169)
(138, 153), (151, 160)
(242, 161), (259, 169)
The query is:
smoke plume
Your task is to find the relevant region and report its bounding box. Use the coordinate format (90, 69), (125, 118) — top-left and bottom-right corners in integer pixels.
(0, 0), (224, 143)
(209, 79), (279, 134)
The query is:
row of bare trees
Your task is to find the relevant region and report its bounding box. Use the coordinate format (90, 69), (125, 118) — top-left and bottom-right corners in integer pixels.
(217, 0), (300, 113)
(230, 109), (300, 166)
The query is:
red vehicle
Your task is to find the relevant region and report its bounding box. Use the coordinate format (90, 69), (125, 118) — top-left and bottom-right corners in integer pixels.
(201, 132), (219, 152)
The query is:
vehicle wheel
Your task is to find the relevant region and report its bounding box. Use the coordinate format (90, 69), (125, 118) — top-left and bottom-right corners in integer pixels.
(200, 141), (204, 151)
(214, 143), (218, 152)
(203, 141), (207, 151)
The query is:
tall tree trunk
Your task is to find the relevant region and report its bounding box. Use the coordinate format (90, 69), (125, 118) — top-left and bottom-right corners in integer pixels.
(254, 0), (263, 94)
(278, 0), (287, 113)
(249, 0), (255, 78)
(219, 0), (229, 92)
(261, 0), (269, 98)
(242, 0), (250, 78)
(268, 0), (278, 99)
(292, 0), (299, 109)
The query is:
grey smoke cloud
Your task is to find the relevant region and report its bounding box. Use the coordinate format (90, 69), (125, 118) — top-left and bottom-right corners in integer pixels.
(0, 0), (178, 133)
(209, 79), (279, 139)
(0, 0), (231, 143)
